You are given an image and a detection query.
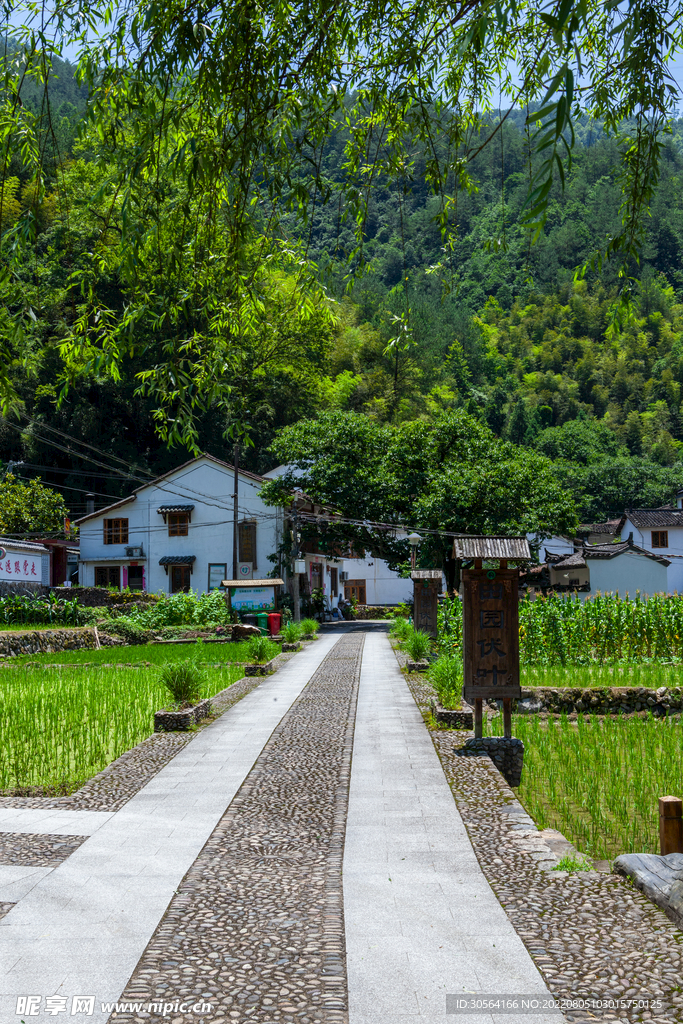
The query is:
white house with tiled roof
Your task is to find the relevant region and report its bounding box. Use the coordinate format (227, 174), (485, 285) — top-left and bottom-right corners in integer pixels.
(621, 509), (683, 593)
(75, 454), (283, 595)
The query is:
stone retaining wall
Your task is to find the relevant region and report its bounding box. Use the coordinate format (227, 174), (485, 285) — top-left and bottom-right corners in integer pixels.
(464, 736), (524, 787)
(516, 685), (682, 717)
(0, 628), (98, 658)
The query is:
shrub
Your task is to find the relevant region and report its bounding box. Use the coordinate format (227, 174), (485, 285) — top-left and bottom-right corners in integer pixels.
(126, 589), (230, 628)
(106, 617), (152, 646)
(429, 655), (463, 709)
(0, 593), (89, 627)
(404, 628), (432, 662)
(160, 660), (205, 706)
(282, 621), (302, 644)
(300, 618), (319, 636)
(389, 616), (411, 641)
(247, 635), (278, 664)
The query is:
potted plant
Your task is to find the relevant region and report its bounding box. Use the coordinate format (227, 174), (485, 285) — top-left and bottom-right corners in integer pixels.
(428, 655), (473, 729)
(154, 660), (212, 731)
(404, 627), (432, 671)
(281, 621), (302, 651)
(245, 635), (279, 675)
(299, 618), (320, 641)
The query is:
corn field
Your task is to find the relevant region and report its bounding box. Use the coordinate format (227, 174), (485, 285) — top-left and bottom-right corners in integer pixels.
(486, 712), (683, 860)
(437, 592), (683, 664)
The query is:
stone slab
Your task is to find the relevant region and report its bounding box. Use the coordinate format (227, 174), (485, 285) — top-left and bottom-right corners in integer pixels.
(613, 851), (683, 927)
(0, 809), (114, 836)
(344, 631), (563, 1024)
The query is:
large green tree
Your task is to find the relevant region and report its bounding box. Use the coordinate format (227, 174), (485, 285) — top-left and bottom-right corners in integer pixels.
(261, 410), (578, 570)
(0, 474), (69, 534)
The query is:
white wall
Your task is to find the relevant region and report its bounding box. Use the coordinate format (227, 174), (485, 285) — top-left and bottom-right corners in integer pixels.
(587, 550), (669, 597)
(78, 457), (282, 595)
(528, 533), (575, 558)
(340, 555), (413, 605)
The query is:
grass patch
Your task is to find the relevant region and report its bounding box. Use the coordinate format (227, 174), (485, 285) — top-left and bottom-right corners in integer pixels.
(10, 640), (255, 667)
(485, 712), (683, 860)
(0, 662), (244, 793)
(522, 662), (683, 690)
(553, 853), (593, 872)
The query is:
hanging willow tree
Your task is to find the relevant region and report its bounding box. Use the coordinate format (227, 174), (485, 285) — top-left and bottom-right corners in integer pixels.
(0, 0), (679, 444)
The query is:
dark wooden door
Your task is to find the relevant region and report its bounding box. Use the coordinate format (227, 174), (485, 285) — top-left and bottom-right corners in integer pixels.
(171, 565), (191, 593)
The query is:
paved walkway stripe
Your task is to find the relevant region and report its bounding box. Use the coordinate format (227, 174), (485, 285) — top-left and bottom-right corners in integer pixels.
(109, 632), (365, 1024)
(0, 633), (341, 1023)
(343, 631), (563, 1023)
(0, 809), (114, 835)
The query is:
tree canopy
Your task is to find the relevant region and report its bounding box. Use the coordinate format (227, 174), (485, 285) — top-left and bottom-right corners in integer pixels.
(0, 475), (68, 534)
(261, 410), (578, 569)
(0, 0), (681, 443)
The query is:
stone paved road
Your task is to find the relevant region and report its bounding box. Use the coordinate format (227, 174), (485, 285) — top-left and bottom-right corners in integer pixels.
(0, 627), (682, 1023)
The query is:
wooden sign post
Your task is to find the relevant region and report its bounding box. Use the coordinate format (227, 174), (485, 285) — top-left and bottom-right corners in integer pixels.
(411, 570), (442, 638)
(463, 564), (521, 738)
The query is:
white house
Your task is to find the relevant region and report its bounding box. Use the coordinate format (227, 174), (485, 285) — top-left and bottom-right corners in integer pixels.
(584, 538), (672, 597)
(621, 510), (683, 593)
(0, 538), (50, 595)
(75, 454), (283, 595)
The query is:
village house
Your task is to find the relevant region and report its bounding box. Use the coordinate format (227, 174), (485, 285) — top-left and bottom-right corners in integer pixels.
(75, 454), (283, 595)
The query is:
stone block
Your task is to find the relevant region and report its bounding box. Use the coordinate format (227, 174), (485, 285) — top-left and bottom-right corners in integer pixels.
(154, 698), (212, 732)
(430, 700), (473, 730)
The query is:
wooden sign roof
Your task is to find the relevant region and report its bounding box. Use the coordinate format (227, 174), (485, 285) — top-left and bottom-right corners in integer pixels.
(452, 535), (532, 561)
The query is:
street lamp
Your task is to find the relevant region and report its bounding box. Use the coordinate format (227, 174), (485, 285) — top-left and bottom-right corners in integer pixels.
(407, 532), (422, 570)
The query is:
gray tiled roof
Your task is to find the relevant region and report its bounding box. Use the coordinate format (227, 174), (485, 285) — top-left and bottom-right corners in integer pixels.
(578, 516), (625, 534)
(583, 541), (670, 566)
(625, 510), (683, 528)
(159, 555), (197, 565)
(553, 552), (587, 569)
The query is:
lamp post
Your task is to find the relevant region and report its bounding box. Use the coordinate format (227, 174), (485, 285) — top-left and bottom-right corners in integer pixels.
(407, 532), (422, 570)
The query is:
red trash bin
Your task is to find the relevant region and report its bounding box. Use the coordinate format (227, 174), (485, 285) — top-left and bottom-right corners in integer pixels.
(267, 612), (282, 636)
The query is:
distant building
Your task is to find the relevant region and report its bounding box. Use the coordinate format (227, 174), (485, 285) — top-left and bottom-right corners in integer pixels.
(583, 537), (671, 597)
(621, 510), (683, 593)
(577, 516), (625, 546)
(0, 538), (50, 596)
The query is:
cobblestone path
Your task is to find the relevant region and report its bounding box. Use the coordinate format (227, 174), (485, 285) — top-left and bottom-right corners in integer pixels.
(408, 675), (683, 1024)
(110, 633), (364, 1024)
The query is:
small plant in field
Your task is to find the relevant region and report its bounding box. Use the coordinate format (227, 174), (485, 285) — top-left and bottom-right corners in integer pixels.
(553, 853), (593, 872)
(395, 602), (412, 619)
(300, 618), (319, 636)
(429, 655), (463, 709)
(282, 621), (302, 643)
(404, 628), (431, 662)
(247, 635), (278, 664)
(160, 660), (205, 707)
(389, 617), (411, 641)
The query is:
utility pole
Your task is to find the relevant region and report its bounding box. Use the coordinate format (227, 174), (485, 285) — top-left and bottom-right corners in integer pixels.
(291, 503), (300, 623)
(232, 442), (239, 580)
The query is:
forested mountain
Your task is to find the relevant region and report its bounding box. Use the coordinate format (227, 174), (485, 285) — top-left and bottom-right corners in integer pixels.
(2, 51), (683, 526)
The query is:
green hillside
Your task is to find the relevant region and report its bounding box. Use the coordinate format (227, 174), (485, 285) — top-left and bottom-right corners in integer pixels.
(0, 78), (682, 526)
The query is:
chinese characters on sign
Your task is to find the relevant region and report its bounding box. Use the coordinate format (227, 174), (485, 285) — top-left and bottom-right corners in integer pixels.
(0, 555), (39, 581)
(463, 568), (521, 702)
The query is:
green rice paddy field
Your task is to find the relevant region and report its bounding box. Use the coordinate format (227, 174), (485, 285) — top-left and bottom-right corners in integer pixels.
(486, 712), (683, 860)
(8, 640), (254, 667)
(0, 662), (243, 794)
(523, 663), (682, 690)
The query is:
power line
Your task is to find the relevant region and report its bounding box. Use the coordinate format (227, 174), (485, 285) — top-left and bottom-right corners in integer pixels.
(18, 413), (156, 478)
